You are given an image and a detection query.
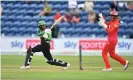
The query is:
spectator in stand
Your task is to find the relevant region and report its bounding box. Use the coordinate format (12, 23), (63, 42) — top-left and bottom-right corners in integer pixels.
(72, 9), (80, 23)
(54, 10), (62, 22)
(88, 9), (96, 23)
(118, 1), (128, 11)
(77, 3), (84, 11)
(0, 6), (3, 16)
(84, 0), (94, 11)
(127, 1), (133, 10)
(40, 1), (51, 16)
(68, 0), (77, 11)
(110, 0), (118, 11)
(64, 10), (73, 23)
(24, 0), (31, 3)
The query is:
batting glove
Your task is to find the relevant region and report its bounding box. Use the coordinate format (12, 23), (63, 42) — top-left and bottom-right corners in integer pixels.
(98, 18), (107, 29)
(45, 29), (51, 34)
(43, 33), (48, 38)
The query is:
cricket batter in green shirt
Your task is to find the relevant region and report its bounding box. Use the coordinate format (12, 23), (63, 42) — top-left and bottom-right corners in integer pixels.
(20, 21), (70, 69)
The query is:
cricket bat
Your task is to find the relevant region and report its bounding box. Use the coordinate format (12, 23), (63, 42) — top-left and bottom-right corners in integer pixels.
(50, 16), (64, 30)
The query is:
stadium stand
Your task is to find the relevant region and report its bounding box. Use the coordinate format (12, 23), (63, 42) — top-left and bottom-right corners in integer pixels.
(1, 1), (133, 38)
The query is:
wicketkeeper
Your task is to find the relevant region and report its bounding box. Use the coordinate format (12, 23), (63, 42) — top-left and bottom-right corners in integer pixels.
(20, 21), (70, 69)
(98, 10), (129, 71)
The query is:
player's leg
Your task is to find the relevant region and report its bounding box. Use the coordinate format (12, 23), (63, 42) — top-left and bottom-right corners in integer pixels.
(41, 43), (69, 67)
(41, 43), (53, 61)
(42, 43), (70, 69)
(102, 42), (112, 69)
(101, 42), (117, 71)
(47, 58), (70, 69)
(20, 45), (42, 69)
(56, 59), (70, 70)
(24, 46), (33, 66)
(109, 46), (129, 70)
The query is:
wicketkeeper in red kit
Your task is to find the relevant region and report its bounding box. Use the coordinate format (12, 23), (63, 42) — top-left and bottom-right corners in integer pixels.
(98, 10), (129, 71)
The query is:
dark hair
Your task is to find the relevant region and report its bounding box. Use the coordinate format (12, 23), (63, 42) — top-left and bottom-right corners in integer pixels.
(39, 25), (47, 30)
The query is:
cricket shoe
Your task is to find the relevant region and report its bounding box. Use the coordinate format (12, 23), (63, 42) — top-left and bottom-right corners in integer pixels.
(102, 68), (112, 72)
(62, 63), (70, 70)
(124, 61), (129, 70)
(20, 65), (30, 69)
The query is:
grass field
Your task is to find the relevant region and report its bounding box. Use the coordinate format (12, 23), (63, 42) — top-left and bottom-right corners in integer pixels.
(1, 55), (133, 80)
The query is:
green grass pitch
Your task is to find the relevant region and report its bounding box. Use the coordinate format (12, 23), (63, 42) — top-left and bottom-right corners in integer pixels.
(1, 55), (133, 80)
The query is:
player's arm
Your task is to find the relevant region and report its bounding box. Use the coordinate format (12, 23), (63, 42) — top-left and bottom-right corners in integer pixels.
(98, 13), (108, 29)
(37, 29), (45, 36)
(46, 33), (52, 41)
(98, 13), (119, 32)
(99, 20), (119, 33)
(105, 24), (119, 33)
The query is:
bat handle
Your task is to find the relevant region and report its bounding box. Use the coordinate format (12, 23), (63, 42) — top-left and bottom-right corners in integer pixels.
(50, 25), (55, 30)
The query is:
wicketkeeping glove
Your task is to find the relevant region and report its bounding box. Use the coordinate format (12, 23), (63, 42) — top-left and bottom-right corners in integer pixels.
(99, 13), (105, 22)
(98, 18), (107, 29)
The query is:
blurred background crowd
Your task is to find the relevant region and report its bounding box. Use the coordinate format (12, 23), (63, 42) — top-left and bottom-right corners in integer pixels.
(1, 0), (133, 38)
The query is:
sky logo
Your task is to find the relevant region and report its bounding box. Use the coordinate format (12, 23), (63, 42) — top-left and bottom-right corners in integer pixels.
(118, 41), (131, 50)
(11, 40), (24, 49)
(64, 41), (77, 49)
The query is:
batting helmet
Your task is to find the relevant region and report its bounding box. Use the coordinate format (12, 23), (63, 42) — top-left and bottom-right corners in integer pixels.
(38, 21), (47, 26)
(110, 10), (119, 16)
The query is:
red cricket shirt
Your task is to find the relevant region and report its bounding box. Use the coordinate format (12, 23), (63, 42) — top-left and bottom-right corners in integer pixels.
(105, 19), (120, 43)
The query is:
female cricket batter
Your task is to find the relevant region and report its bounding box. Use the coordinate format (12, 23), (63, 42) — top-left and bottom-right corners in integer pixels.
(20, 21), (70, 69)
(98, 10), (129, 71)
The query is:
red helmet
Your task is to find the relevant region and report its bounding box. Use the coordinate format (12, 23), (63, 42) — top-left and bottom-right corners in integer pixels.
(110, 10), (119, 16)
